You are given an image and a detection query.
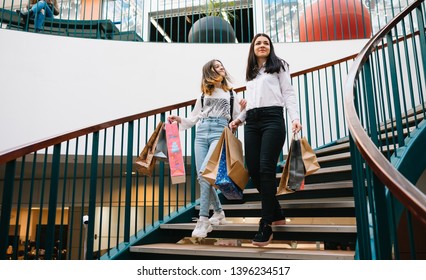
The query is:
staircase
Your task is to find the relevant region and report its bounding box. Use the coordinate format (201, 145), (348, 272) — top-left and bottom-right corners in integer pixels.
(129, 137), (357, 260)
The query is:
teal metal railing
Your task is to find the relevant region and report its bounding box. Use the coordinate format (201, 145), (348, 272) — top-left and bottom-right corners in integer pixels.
(345, 0), (426, 259)
(0, 53), (356, 259)
(0, 0), (418, 42)
(0, 103), (201, 260)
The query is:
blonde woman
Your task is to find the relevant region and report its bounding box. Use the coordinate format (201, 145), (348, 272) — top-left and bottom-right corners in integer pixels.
(168, 59), (246, 238)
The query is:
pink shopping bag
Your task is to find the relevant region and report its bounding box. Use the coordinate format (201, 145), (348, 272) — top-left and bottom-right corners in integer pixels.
(165, 122), (186, 184)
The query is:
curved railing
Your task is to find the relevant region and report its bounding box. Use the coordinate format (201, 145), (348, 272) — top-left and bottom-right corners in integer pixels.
(0, 53), (356, 260)
(344, 0), (426, 259)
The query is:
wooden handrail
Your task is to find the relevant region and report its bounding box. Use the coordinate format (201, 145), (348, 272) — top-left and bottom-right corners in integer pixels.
(344, 0), (426, 225)
(0, 100), (193, 164)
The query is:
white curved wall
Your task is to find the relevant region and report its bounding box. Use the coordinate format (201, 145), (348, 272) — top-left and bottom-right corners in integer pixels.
(0, 29), (368, 152)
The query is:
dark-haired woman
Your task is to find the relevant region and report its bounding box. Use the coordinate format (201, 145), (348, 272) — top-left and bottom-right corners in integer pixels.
(229, 33), (302, 247)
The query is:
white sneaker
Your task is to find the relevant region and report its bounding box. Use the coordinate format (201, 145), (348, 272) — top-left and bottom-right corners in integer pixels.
(192, 219), (212, 238)
(209, 210), (227, 225)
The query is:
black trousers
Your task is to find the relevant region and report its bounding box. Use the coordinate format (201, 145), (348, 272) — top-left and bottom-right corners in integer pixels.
(244, 106), (286, 224)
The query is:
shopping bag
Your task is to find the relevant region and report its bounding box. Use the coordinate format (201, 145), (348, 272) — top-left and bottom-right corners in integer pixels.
(154, 125), (168, 161)
(277, 135), (320, 195)
(201, 130), (226, 186)
(277, 135), (305, 195)
(134, 121), (163, 176)
(300, 137), (320, 176)
(201, 128), (249, 190)
(135, 157), (157, 176)
(215, 143), (244, 200)
(287, 137), (305, 190)
(165, 122), (186, 184)
(223, 128), (249, 190)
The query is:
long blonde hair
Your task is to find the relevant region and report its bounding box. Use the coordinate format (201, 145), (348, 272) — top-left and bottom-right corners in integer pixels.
(201, 59), (232, 95)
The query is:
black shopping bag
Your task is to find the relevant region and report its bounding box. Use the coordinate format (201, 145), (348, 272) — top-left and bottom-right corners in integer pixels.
(277, 135), (305, 195)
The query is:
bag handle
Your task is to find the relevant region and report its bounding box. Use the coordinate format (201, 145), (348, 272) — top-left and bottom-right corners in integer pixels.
(292, 132), (300, 140)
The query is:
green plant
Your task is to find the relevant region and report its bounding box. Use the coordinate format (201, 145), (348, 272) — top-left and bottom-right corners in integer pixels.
(203, 0), (238, 23)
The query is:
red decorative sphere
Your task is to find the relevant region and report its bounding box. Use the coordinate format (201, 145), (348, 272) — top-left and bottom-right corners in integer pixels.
(299, 0), (372, 41)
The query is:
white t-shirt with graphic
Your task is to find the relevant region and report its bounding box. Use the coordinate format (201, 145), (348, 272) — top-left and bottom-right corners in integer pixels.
(179, 88), (241, 130)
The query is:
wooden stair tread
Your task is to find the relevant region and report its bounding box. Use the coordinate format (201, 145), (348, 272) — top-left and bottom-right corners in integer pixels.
(197, 197), (354, 210)
(243, 180), (353, 194)
(130, 243), (355, 260)
(160, 223), (357, 233)
(381, 106), (425, 131)
(316, 152), (350, 162)
(315, 142), (349, 155)
(276, 165), (351, 177)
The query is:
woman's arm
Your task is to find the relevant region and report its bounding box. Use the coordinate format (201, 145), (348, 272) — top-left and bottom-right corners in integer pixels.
(278, 63), (300, 124)
(169, 96), (203, 130)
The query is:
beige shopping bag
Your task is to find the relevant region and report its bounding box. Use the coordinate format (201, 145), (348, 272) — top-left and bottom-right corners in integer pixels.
(134, 121), (163, 176)
(223, 128), (249, 190)
(201, 130), (225, 186)
(202, 128), (249, 190)
(300, 137), (320, 176)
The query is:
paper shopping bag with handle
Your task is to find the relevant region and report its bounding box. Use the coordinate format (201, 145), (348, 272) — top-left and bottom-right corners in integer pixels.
(202, 128), (249, 190)
(277, 134), (305, 195)
(201, 129), (226, 186)
(134, 121), (163, 176)
(154, 125), (168, 161)
(300, 137), (320, 176)
(223, 128), (249, 190)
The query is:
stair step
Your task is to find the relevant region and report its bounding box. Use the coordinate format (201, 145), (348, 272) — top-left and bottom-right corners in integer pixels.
(244, 180), (353, 194)
(315, 142), (349, 156)
(198, 197), (354, 211)
(317, 152), (350, 163)
(130, 243), (355, 260)
(295, 180), (353, 190)
(160, 223), (357, 233)
(276, 165), (351, 179)
(381, 107), (425, 131)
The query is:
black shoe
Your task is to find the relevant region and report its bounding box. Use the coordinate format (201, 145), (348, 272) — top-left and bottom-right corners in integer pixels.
(252, 219), (273, 247)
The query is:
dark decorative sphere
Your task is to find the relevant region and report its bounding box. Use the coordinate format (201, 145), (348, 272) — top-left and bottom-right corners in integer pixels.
(188, 16), (236, 43)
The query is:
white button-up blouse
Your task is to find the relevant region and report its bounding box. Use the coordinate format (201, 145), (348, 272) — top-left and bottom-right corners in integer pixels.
(237, 62), (300, 123)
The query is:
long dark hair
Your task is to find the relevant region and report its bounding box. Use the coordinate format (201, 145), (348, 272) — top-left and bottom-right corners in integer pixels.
(245, 33), (288, 81)
(201, 59), (232, 95)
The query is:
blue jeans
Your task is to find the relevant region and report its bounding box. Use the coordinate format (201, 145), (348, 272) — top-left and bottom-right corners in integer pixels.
(244, 106), (286, 224)
(30, 1), (54, 30)
(194, 118), (227, 217)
